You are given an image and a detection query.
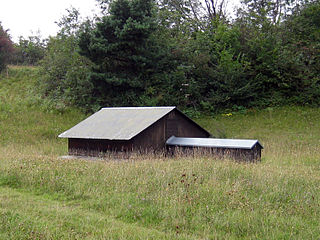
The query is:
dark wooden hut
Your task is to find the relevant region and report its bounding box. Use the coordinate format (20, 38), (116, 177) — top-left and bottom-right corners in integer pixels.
(59, 107), (210, 156)
(166, 136), (263, 162)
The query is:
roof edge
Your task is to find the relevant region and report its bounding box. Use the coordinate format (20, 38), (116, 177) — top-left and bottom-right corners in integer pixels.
(166, 136), (263, 149)
(58, 136), (132, 140)
(101, 106), (176, 110)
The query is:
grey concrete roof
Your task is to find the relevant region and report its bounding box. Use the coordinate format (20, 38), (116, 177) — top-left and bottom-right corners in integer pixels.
(59, 107), (175, 140)
(166, 136), (263, 149)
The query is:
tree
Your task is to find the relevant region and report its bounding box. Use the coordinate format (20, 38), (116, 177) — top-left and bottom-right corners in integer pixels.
(157, 0), (229, 36)
(0, 22), (14, 72)
(231, 0), (320, 107)
(157, 0), (204, 34)
(280, 0), (320, 104)
(13, 33), (46, 65)
(79, 0), (169, 107)
(38, 8), (94, 110)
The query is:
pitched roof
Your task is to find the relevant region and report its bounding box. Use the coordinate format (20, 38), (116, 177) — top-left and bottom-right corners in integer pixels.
(59, 107), (177, 140)
(166, 136), (263, 150)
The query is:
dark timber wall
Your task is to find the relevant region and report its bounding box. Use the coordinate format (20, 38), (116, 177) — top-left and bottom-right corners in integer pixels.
(68, 138), (134, 155)
(68, 109), (210, 156)
(164, 110), (210, 139)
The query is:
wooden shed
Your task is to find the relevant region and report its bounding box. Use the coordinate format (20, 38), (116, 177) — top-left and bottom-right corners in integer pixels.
(58, 107), (210, 156)
(166, 136), (263, 162)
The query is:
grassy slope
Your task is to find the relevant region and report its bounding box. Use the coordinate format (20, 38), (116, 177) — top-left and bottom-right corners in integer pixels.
(0, 66), (319, 239)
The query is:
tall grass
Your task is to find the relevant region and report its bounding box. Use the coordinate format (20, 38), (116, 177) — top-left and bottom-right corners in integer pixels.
(0, 66), (319, 239)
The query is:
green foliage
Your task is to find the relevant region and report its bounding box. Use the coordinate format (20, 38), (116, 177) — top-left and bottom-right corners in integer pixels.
(230, 0), (320, 107)
(160, 22), (257, 111)
(0, 22), (14, 72)
(79, 0), (174, 108)
(38, 8), (95, 110)
(12, 34), (46, 65)
(281, 0), (320, 105)
(38, 36), (94, 109)
(201, 25), (255, 108)
(157, 0), (203, 35)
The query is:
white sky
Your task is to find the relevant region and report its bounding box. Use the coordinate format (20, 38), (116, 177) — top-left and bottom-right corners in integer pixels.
(1, 0), (240, 43)
(0, 0), (100, 42)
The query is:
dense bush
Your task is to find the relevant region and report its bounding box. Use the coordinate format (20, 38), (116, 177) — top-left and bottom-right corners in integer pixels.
(36, 0), (320, 113)
(38, 36), (93, 109)
(37, 8), (94, 110)
(12, 34), (46, 65)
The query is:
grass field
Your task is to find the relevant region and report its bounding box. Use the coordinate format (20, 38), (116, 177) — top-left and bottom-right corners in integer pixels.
(0, 66), (319, 239)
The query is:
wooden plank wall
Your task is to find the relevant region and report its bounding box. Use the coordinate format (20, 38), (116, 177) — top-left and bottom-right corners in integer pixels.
(165, 110), (209, 139)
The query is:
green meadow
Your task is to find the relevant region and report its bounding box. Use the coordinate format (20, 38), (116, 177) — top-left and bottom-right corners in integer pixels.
(0, 66), (319, 239)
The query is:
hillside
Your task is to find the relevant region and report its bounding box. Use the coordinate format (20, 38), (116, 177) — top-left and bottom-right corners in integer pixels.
(0, 66), (319, 239)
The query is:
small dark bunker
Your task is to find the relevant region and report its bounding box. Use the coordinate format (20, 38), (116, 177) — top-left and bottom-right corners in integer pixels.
(166, 136), (263, 162)
(58, 107), (210, 156)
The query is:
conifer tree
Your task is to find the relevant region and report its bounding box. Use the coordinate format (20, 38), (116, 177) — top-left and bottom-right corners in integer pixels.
(79, 0), (160, 107)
